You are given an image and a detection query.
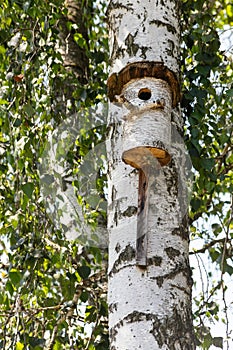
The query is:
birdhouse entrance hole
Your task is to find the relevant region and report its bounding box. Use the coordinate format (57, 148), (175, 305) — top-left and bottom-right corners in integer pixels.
(138, 88), (151, 100)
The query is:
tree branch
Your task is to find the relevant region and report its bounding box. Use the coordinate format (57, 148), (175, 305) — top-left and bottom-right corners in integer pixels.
(190, 238), (226, 255)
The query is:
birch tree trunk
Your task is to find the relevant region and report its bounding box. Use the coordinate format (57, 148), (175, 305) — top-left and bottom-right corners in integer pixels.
(59, 0), (89, 83)
(107, 1), (196, 349)
(52, 0), (90, 117)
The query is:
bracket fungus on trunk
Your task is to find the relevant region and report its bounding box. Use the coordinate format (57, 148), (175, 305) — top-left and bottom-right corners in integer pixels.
(107, 61), (180, 267)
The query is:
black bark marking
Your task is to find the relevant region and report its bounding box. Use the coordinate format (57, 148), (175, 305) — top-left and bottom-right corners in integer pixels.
(109, 244), (135, 277)
(147, 255), (162, 266)
(107, 1), (133, 15)
(149, 19), (177, 34)
(165, 247), (180, 260)
(166, 38), (175, 56)
(125, 33), (139, 56)
(150, 308), (195, 349)
(157, 217), (162, 225)
(164, 159), (178, 197)
(115, 242), (121, 253)
(109, 302), (118, 313)
(140, 45), (150, 59)
(113, 210), (118, 226)
(172, 214), (189, 240)
(152, 263), (192, 288)
(111, 184), (116, 202)
(112, 197), (135, 227)
(122, 206), (137, 218)
(110, 309), (195, 349)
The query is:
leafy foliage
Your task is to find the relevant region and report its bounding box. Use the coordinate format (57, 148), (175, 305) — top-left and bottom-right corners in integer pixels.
(182, 0), (233, 348)
(0, 0), (108, 348)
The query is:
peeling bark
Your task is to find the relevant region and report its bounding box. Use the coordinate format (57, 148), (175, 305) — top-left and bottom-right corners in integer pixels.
(107, 0), (195, 349)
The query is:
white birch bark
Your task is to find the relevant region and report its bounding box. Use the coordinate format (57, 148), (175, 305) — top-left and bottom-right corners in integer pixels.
(107, 1), (195, 349)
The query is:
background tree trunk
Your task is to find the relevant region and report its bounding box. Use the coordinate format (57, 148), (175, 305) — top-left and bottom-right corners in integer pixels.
(107, 1), (196, 349)
(52, 0), (90, 118)
(59, 0), (90, 83)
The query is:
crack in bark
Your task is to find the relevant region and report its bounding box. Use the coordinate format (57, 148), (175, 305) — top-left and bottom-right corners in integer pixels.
(110, 35), (124, 63)
(112, 202), (137, 227)
(140, 46), (150, 59)
(170, 283), (191, 293)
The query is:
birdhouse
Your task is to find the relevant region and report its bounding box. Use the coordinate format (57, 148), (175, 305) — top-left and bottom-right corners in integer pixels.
(107, 61), (180, 267)
(107, 61), (180, 170)
(121, 77), (172, 169)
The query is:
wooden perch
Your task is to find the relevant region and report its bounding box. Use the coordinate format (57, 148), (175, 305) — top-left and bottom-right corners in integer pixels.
(136, 168), (149, 267)
(122, 147), (169, 268)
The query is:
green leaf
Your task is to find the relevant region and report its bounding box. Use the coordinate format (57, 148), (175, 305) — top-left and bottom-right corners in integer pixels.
(0, 98), (9, 105)
(209, 249), (220, 262)
(74, 33), (86, 48)
(6, 281), (14, 296)
(13, 118), (22, 127)
(22, 182), (34, 198)
(41, 174), (55, 185)
(16, 342), (24, 350)
(9, 214), (19, 229)
(0, 164), (7, 172)
(191, 139), (202, 155)
(225, 89), (233, 97)
(80, 290), (89, 302)
(23, 103), (34, 117)
(212, 337), (223, 349)
(77, 265), (91, 279)
(200, 158), (215, 171)
(29, 337), (46, 348)
(203, 333), (212, 350)
(9, 269), (22, 286)
(53, 340), (62, 350)
(0, 45), (6, 54)
(191, 156), (201, 171)
(191, 198), (202, 211)
(191, 127), (199, 139)
(224, 263), (233, 275)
